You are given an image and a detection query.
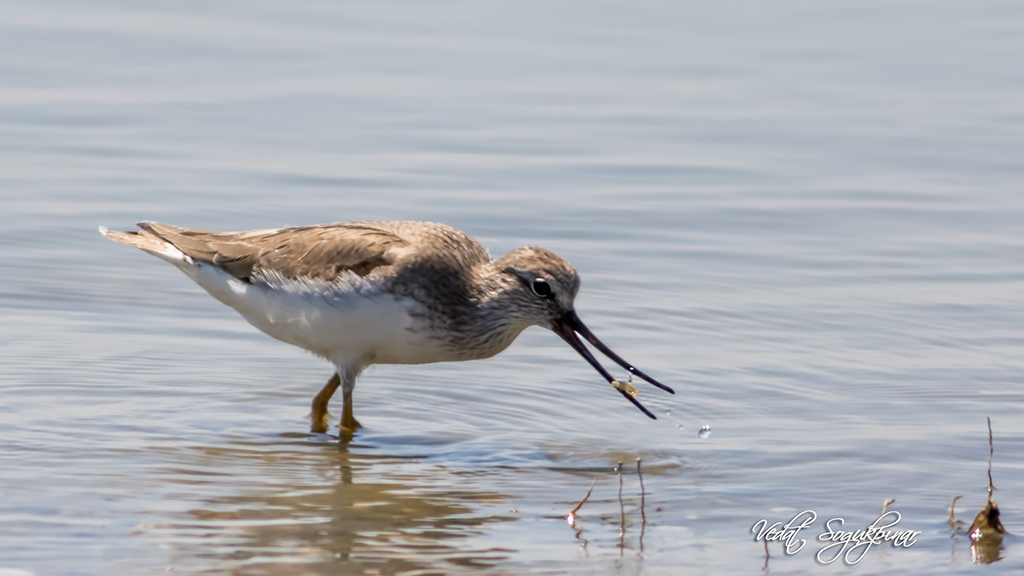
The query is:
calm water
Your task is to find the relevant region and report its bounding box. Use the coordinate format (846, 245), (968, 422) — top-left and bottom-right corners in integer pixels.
(2, 1), (1024, 574)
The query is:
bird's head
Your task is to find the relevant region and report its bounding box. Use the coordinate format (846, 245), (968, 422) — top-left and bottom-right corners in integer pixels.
(493, 246), (674, 418)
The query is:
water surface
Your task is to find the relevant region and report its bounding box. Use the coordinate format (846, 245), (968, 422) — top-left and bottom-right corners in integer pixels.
(2, 1), (1024, 574)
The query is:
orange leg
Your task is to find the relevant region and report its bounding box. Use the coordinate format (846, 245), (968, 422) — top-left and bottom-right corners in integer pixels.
(340, 386), (361, 433)
(311, 373), (340, 434)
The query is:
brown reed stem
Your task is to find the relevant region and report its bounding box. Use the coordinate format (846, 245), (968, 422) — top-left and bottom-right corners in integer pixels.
(566, 476), (598, 526)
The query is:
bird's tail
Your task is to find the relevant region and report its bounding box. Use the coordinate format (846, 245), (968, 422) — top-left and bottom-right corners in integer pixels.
(99, 222), (192, 265)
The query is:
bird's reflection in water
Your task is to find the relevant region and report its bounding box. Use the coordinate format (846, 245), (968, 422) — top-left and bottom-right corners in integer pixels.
(148, 435), (518, 574)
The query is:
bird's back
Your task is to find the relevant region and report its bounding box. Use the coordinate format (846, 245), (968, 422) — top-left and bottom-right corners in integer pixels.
(103, 220), (489, 283)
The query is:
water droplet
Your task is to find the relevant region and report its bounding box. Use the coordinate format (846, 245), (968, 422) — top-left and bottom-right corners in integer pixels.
(698, 425), (711, 439)
(664, 410), (671, 416)
(676, 423), (684, 429)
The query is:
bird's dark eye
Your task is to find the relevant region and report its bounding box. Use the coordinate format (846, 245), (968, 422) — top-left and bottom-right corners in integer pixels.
(531, 278), (554, 298)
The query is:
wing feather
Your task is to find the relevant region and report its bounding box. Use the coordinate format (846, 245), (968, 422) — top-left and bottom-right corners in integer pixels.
(138, 222), (409, 282)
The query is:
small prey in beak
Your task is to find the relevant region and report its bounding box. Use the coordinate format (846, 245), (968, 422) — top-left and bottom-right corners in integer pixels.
(551, 310), (674, 419)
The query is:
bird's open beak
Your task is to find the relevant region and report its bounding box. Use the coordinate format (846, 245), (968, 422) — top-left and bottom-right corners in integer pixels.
(550, 310), (674, 419)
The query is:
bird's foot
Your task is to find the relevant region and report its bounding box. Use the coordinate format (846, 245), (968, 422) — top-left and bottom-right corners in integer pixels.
(310, 411), (332, 434)
(338, 416), (361, 443)
(339, 416), (362, 434)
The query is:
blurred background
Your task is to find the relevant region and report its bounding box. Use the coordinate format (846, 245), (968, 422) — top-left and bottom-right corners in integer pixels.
(1, 1), (1023, 574)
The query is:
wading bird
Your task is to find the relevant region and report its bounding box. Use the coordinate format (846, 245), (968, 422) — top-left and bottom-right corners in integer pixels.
(101, 221), (673, 434)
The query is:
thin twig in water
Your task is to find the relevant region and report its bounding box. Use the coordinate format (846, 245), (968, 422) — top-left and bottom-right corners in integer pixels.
(637, 458), (647, 553)
(617, 462), (625, 534)
(949, 494), (963, 529)
(987, 416), (995, 500)
(616, 462), (626, 555)
(872, 498), (897, 562)
(566, 476), (598, 527)
(872, 498), (896, 529)
(637, 458), (646, 524)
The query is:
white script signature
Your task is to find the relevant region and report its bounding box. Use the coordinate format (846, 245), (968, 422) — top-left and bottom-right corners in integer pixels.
(751, 510), (921, 565)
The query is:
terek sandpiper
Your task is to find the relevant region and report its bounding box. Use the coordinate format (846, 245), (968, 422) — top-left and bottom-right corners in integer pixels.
(100, 221), (674, 434)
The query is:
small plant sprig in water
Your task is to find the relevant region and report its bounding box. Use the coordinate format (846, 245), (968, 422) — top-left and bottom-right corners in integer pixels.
(948, 417), (1006, 565)
(564, 457), (650, 554)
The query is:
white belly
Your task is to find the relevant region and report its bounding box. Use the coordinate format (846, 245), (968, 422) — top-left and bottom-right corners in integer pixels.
(179, 262), (449, 366)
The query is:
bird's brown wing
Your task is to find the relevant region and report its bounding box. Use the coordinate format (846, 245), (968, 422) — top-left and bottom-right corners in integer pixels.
(137, 221), (409, 282)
